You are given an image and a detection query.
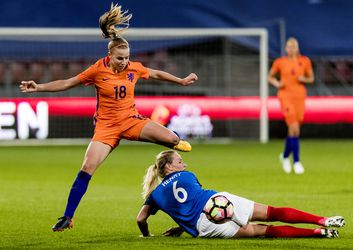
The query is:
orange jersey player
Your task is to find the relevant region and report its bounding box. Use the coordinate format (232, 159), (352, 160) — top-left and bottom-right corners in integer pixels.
(77, 58), (152, 148)
(19, 3), (198, 232)
(78, 58), (149, 122)
(268, 37), (314, 174)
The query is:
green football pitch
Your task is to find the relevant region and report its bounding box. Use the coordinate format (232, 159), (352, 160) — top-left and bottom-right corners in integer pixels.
(1, 140), (352, 249)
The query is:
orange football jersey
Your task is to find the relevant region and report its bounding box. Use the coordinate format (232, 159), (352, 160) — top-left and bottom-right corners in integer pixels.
(271, 55), (313, 98)
(76, 57), (149, 123)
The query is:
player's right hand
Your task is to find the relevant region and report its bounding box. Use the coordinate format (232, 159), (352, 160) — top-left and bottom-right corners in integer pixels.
(19, 80), (38, 93)
(180, 73), (198, 86)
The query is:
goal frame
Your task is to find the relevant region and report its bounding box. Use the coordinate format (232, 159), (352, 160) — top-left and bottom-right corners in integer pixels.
(0, 27), (269, 143)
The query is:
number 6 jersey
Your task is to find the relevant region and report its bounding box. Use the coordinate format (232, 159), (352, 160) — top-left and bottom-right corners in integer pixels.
(145, 171), (217, 237)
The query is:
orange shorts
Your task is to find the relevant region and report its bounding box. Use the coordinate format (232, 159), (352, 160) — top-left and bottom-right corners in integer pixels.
(92, 114), (150, 148)
(279, 95), (305, 125)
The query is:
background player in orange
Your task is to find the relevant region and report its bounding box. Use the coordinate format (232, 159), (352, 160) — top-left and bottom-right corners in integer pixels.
(19, 3), (198, 231)
(268, 38), (314, 174)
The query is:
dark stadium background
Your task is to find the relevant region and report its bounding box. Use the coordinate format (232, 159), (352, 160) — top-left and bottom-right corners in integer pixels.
(0, 0), (352, 139)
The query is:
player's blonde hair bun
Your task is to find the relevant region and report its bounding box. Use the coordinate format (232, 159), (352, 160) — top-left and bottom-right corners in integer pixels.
(99, 2), (132, 39)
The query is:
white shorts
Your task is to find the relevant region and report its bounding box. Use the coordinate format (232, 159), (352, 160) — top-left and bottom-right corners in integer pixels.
(196, 192), (255, 238)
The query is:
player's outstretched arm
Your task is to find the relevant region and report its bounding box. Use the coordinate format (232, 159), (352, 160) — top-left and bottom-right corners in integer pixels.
(19, 77), (81, 93)
(137, 205), (153, 237)
(147, 68), (198, 86)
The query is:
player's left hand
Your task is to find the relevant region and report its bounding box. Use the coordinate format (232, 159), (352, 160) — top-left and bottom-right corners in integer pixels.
(180, 73), (198, 86)
(162, 227), (184, 237)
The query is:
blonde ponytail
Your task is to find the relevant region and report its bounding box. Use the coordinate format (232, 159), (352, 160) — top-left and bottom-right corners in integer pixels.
(141, 150), (176, 200)
(142, 164), (161, 200)
(99, 3), (132, 39)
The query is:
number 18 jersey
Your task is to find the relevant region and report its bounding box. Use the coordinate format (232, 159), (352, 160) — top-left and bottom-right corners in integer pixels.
(145, 171), (217, 237)
(76, 57), (149, 123)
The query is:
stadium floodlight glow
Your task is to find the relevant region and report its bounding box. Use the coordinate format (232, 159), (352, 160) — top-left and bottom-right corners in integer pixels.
(0, 27), (268, 143)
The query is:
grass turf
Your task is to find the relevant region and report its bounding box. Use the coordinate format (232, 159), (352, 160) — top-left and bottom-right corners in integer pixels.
(0, 140), (352, 249)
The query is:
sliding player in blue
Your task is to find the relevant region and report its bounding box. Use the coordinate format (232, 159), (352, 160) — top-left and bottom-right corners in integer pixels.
(137, 150), (344, 238)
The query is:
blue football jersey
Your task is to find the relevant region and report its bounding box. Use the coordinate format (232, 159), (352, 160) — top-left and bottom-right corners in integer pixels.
(145, 171), (217, 237)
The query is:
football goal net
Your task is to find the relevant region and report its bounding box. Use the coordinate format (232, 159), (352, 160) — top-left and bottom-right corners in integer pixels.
(0, 28), (268, 143)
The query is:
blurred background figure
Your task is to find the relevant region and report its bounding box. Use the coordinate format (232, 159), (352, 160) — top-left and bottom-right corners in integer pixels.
(268, 38), (314, 175)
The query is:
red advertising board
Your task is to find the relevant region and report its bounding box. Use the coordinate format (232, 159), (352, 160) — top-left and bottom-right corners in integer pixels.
(1, 96), (353, 124)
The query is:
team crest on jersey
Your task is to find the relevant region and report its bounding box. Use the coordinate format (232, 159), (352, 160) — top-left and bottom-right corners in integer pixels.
(127, 73), (134, 82)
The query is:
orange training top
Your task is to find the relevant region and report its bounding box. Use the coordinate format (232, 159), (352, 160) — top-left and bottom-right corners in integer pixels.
(271, 55), (312, 98)
(76, 57), (149, 123)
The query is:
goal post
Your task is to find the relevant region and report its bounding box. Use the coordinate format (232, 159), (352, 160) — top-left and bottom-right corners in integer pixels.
(0, 27), (268, 143)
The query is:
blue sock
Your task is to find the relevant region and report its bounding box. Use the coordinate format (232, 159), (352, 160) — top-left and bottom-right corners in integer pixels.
(283, 137), (292, 158)
(64, 171), (92, 218)
(292, 137), (300, 163)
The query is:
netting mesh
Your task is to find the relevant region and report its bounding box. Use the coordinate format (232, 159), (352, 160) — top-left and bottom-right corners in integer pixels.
(0, 29), (264, 139)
